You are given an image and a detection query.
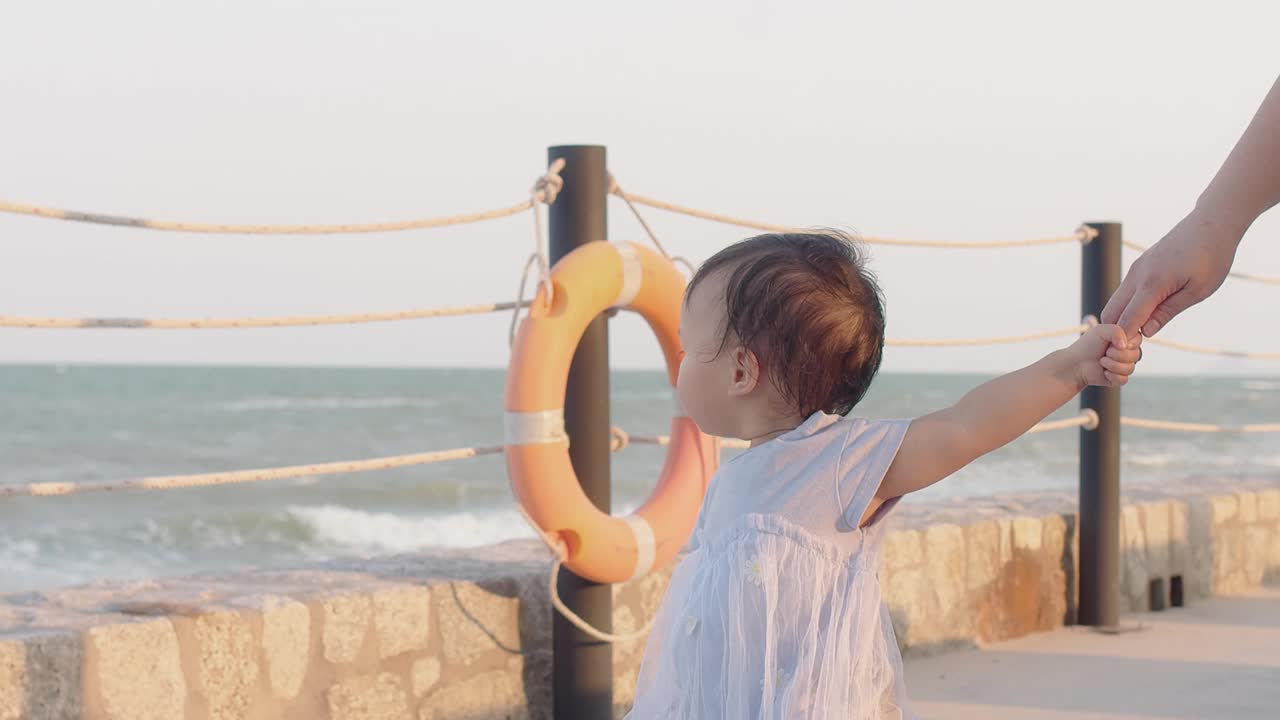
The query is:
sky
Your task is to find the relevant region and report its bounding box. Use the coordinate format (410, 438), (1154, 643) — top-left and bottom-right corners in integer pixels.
(1, 1), (1277, 376)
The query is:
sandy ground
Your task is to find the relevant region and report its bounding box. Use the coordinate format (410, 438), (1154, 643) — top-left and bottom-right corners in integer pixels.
(905, 585), (1280, 719)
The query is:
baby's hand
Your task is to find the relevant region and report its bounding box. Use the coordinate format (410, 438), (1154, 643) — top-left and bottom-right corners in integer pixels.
(1073, 324), (1143, 387)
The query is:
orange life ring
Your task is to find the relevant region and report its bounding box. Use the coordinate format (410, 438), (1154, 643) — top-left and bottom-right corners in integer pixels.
(505, 241), (718, 584)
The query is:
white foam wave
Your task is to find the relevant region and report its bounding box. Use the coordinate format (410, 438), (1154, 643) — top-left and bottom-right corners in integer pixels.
(214, 397), (441, 412)
(1127, 453), (1172, 468)
(287, 505), (537, 553)
(0, 536), (40, 560)
(1241, 380), (1280, 391)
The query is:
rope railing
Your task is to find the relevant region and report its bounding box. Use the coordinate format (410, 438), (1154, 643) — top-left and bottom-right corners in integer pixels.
(1027, 410), (1100, 433)
(1122, 239), (1280, 286)
(0, 302), (530, 330)
(620, 410), (1100, 451)
(609, 187), (1097, 249)
(1120, 417), (1280, 433)
(1, 304), (1099, 351)
(22, 295), (1276, 361)
(0, 446), (506, 498)
(1145, 336), (1280, 361)
(7, 408), (1277, 499)
(885, 323), (1091, 347)
(0, 195), (557, 236)
(0, 411), (1109, 498)
(0, 295), (1094, 355)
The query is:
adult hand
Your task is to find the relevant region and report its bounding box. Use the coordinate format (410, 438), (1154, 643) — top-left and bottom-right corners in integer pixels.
(1100, 211), (1241, 338)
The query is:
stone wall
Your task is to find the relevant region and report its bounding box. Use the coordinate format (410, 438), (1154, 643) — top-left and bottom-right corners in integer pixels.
(2, 477), (1278, 719)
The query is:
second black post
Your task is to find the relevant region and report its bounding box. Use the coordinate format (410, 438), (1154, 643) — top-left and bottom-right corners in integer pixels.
(548, 145), (613, 718)
(1079, 221), (1122, 628)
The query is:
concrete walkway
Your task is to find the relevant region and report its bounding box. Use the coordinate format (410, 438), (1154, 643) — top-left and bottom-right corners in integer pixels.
(905, 585), (1280, 719)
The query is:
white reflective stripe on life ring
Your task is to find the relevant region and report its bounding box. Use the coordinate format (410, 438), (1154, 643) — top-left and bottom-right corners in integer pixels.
(613, 242), (643, 308)
(503, 409), (567, 446)
(623, 513), (657, 580)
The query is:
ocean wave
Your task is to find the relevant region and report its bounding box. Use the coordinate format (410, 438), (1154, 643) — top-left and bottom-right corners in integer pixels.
(286, 505), (537, 553)
(1127, 453), (1172, 468)
(212, 396), (442, 412)
(1241, 380), (1280, 391)
(0, 535), (40, 560)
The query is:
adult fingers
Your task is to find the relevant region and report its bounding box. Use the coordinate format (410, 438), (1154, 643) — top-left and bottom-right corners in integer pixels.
(1139, 287), (1198, 337)
(1114, 283), (1166, 340)
(1101, 273), (1138, 327)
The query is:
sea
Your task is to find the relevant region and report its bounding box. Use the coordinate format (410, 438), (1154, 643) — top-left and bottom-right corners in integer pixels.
(2, 364), (1277, 594)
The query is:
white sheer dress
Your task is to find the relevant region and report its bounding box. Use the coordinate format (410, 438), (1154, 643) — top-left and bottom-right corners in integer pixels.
(627, 411), (916, 720)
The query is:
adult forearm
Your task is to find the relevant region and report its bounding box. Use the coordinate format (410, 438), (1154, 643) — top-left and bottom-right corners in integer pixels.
(1195, 75), (1280, 235)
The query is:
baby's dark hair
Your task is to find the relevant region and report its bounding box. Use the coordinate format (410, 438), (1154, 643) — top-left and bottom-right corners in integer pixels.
(686, 231), (886, 417)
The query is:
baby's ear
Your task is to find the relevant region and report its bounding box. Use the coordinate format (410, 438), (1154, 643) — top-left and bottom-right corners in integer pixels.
(727, 347), (760, 396)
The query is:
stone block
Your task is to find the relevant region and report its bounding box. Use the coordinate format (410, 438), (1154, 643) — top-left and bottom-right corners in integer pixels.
(1011, 517), (1042, 552)
(1187, 496), (1213, 544)
(1210, 495), (1238, 526)
(261, 596), (310, 700)
(923, 524), (966, 621)
(0, 640), (22, 720)
(516, 574), (553, 654)
(998, 518), (1013, 568)
(1258, 489), (1280, 521)
(518, 650), (552, 718)
(327, 672), (411, 720)
(435, 582), (521, 664)
(964, 521), (1001, 590)
(1, 632), (80, 720)
(637, 570), (671, 619)
(417, 668), (528, 720)
(373, 586), (432, 660)
(411, 657), (441, 698)
(1270, 532), (1280, 582)
(1120, 506), (1149, 607)
(192, 611), (260, 720)
(323, 594), (372, 664)
(1212, 524), (1245, 592)
(1186, 497), (1216, 599)
(1041, 514), (1067, 570)
(1168, 501), (1191, 574)
(88, 620), (187, 720)
(884, 529), (924, 571)
(1239, 492), (1259, 525)
(1244, 527), (1270, 586)
(1141, 503), (1172, 577)
(882, 567), (941, 649)
(611, 605), (644, 670)
(614, 664), (638, 719)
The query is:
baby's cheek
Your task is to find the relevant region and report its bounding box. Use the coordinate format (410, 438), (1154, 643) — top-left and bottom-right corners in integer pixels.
(675, 359), (692, 407)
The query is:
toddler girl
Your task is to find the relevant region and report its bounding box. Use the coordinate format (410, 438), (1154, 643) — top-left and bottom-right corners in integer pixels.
(627, 231), (1141, 719)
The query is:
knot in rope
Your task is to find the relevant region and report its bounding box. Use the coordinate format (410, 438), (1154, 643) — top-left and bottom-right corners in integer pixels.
(1083, 314), (1099, 329)
(1077, 225), (1100, 244)
(610, 426), (630, 452)
(533, 158), (566, 206)
(509, 160), (565, 346)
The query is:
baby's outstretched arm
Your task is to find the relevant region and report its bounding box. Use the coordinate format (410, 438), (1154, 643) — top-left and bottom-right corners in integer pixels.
(877, 324), (1141, 500)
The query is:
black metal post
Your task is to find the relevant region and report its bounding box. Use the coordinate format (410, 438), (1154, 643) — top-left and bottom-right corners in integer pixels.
(548, 145), (612, 718)
(1079, 221), (1122, 627)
